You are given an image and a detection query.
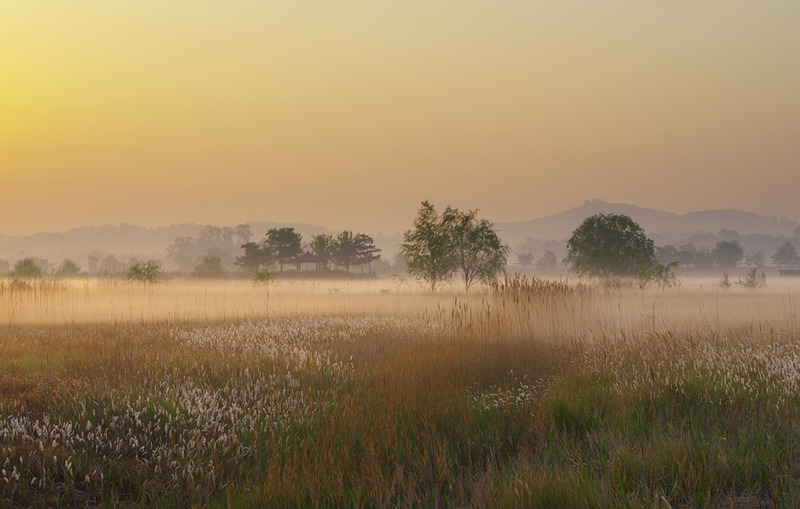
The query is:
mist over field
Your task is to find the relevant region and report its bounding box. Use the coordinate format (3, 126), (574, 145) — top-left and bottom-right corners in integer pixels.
(4, 1), (800, 506)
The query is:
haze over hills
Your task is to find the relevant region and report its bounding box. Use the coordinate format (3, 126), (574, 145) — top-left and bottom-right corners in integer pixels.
(495, 199), (800, 249)
(1, 200), (798, 268)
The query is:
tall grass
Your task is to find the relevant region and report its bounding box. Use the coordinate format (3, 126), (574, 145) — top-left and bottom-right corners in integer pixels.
(0, 275), (798, 506)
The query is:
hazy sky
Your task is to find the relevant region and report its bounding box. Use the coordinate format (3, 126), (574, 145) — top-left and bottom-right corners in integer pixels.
(2, 1), (799, 236)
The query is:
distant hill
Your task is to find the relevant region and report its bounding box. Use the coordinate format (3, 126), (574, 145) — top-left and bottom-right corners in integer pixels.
(496, 199), (800, 250)
(1, 200), (797, 269)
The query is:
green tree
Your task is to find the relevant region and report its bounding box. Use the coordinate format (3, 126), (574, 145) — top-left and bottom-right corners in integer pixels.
(711, 240), (744, 269)
(10, 258), (44, 278)
(442, 207), (508, 290)
(55, 259), (84, 278)
(566, 213), (655, 277)
(353, 233), (381, 273)
(265, 228), (302, 271)
(401, 201), (457, 290)
(235, 242), (273, 276)
(772, 241), (800, 268)
(127, 260), (161, 284)
(193, 255), (226, 278)
(310, 234), (336, 270)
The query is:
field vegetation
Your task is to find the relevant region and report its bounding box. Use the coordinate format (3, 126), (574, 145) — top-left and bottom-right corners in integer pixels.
(0, 275), (799, 506)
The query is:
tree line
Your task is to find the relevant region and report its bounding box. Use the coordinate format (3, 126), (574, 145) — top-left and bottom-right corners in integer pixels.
(236, 228), (381, 276)
(5, 205), (798, 288)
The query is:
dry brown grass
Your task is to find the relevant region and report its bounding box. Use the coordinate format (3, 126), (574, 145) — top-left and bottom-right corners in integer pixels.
(0, 274), (798, 506)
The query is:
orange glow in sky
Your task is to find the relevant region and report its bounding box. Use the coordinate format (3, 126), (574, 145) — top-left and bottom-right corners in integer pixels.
(2, 2), (799, 235)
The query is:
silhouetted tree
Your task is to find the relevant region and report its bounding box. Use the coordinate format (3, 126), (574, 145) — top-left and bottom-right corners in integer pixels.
(566, 214), (655, 277)
(354, 233), (381, 273)
(265, 228), (302, 271)
(235, 242), (274, 276)
(333, 231), (357, 272)
(310, 234), (336, 270)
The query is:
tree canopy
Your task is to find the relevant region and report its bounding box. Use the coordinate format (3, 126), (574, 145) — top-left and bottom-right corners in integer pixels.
(442, 207), (509, 290)
(711, 240), (744, 269)
(402, 201), (507, 290)
(353, 233), (381, 273)
(265, 228), (303, 271)
(235, 242), (274, 275)
(310, 234), (336, 270)
(566, 213), (655, 277)
(401, 201), (457, 290)
(10, 258), (44, 278)
(127, 260), (161, 284)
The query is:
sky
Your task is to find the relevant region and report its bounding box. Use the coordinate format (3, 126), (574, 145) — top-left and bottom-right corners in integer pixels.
(2, 1), (799, 236)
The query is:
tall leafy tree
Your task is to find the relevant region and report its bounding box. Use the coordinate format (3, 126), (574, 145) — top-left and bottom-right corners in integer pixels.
(566, 213), (655, 277)
(235, 242), (274, 275)
(333, 231), (357, 272)
(310, 234), (336, 270)
(265, 228), (302, 271)
(401, 201), (457, 290)
(353, 233), (381, 273)
(442, 207), (508, 290)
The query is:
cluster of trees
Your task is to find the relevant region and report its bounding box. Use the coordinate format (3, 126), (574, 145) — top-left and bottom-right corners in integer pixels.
(516, 250), (558, 271)
(655, 240), (800, 270)
(401, 201), (509, 290)
(167, 225), (252, 272)
(655, 241), (743, 270)
(561, 213), (800, 290)
(236, 227), (381, 276)
(5, 208), (796, 287)
(4, 257), (87, 279)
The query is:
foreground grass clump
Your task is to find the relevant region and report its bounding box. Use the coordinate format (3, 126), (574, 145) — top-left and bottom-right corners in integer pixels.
(0, 276), (798, 506)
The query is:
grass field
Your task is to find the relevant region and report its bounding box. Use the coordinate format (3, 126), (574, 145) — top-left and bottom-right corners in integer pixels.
(0, 275), (799, 507)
